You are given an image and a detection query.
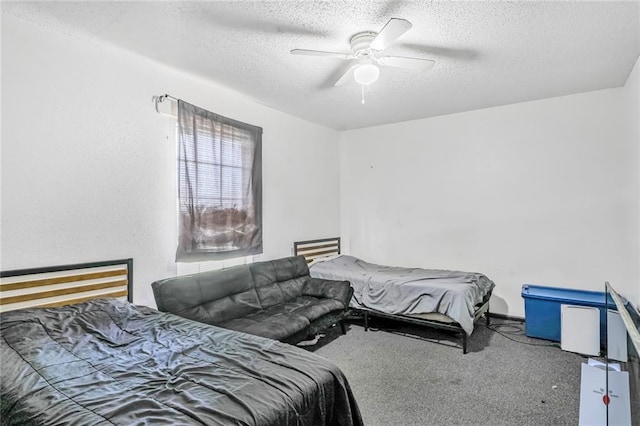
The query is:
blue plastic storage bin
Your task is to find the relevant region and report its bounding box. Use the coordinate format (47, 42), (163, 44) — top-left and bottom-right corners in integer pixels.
(521, 284), (615, 342)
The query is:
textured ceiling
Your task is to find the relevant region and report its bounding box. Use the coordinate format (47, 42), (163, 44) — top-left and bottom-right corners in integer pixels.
(4, 1), (640, 130)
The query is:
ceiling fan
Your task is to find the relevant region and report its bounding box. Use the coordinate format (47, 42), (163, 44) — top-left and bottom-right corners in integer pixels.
(291, 18), (435, 88)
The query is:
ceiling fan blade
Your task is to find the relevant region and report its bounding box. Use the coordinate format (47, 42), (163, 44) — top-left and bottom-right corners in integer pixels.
(334, 64), (359, 86)
(290, 49), (354, 60)
(370, 18), (412, 51)
(377, 55), (435, 71)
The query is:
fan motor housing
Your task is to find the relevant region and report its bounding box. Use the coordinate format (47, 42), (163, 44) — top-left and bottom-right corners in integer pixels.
(350, 31), (377, 55)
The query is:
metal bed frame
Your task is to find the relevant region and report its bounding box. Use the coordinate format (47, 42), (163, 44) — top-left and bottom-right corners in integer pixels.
(358, 295), (491, 354)
(1, 258), (133, 312)
(294, 237), (491, 354)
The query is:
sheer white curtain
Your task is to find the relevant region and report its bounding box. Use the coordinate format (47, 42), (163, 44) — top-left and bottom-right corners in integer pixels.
(176, 100), (262, 262)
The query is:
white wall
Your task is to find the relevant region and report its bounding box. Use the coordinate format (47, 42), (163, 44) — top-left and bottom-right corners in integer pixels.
(3, 13), (638, 317)
(1, 14), (340, 308)
(340, 86), (639, 317)
(623, 56), (640, 308)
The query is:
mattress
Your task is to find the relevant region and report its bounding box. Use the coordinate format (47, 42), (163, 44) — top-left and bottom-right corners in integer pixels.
(0, 298), (362, 426)
(310, 255), (495, 335)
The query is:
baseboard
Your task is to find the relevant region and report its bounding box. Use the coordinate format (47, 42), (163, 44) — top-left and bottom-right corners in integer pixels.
(487, 312), (525, 322)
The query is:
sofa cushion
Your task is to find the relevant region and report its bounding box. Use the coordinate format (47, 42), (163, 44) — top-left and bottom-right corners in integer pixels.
(198, 289), (263, 324)
(219, 310), (310, 341)
(302, 278), (352, 306)
(281, 296), (346, 322)
(152, 264), (261, 324)
(219, 296), (345, 341)
(249, 256), (309, 287)
(249, 256), (309, 309)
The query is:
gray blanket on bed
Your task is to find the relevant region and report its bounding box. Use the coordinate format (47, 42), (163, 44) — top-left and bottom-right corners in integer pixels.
(309, 255), (495, 335)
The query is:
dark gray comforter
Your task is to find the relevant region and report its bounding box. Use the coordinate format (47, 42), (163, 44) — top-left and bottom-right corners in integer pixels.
(0, 298), (362, 426)
(310, 255), (495, 335)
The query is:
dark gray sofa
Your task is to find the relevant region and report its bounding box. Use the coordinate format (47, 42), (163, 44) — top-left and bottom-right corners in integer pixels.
(151, 255), (353, 344)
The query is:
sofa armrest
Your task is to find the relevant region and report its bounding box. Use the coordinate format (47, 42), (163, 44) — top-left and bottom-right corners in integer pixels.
(302, 277), (353, 309)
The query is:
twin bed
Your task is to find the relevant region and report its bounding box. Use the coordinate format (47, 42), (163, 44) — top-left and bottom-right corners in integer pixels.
(294, 237), (495, 354)
(0, 259), (362, 426)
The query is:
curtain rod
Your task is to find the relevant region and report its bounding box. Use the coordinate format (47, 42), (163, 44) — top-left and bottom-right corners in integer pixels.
(154, 93), (178, 117)
(158, 94), (178, 102)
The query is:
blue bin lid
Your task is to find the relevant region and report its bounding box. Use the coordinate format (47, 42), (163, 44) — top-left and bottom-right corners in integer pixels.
(521, 284), (615, 308)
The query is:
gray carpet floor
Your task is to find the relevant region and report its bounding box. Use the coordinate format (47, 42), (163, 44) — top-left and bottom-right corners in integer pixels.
(309, 317), (586, 426)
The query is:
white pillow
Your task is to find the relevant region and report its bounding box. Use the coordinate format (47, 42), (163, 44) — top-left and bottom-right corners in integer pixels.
(308, 253), (343, 268)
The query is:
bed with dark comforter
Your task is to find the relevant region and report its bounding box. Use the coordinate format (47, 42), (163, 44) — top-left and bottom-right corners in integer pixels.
(0, 298), (362, 425)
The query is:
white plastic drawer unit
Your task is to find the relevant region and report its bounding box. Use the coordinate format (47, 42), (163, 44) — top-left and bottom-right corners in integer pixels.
(560, 304), (600, 356)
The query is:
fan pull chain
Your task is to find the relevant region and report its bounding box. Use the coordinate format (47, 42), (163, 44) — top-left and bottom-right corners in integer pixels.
(361, 84), (372, 104)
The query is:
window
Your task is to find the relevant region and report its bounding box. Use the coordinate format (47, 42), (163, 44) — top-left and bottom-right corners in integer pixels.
(176, 100), (262, 261)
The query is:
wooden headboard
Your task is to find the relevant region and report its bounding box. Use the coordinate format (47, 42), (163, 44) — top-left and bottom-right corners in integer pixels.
(293, 237), (341, 264)
(0, 258), (133, 312)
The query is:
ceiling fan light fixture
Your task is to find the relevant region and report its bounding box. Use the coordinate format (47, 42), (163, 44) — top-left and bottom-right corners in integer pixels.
(353, 63), (379, 85)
